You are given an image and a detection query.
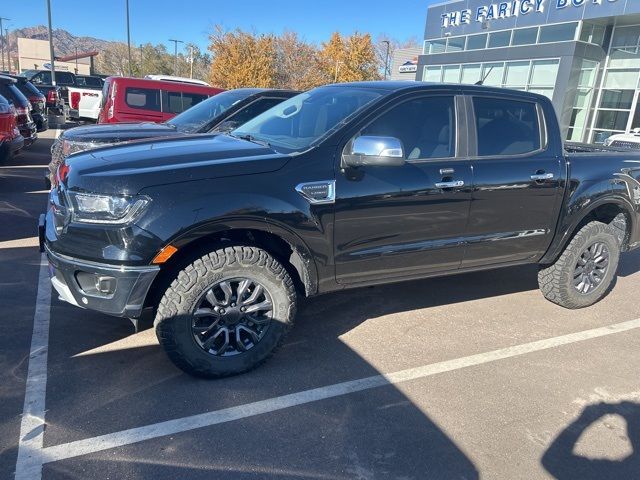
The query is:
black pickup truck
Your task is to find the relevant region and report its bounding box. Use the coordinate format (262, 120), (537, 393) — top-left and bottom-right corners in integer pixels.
(41, 82), (640, 378)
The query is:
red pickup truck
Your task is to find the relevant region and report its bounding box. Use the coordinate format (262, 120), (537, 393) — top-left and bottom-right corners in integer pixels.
(97, 77), (224, 124)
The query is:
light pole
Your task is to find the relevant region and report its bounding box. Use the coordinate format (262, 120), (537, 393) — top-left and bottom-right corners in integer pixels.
(45, 0), (56, 85)
(188, 45), (193, 79)
(5, 27), (10, 72)
(0, 17), (9, 72)
(169, 38), (183, 75)
(126, 0), (132, 76)
(382, 40), (390, 80)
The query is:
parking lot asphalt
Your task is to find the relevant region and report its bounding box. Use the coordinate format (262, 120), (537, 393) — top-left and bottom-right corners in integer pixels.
(1, 128), (640, 479)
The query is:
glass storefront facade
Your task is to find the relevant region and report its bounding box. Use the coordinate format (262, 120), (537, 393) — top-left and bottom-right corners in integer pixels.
(419, 0), (640, 143)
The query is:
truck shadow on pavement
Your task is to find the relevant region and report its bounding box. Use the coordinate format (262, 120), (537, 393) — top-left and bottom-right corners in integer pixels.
(542, 401), (640, 480)
(41, 251), (640, 478)
(38, 263), (550, 478)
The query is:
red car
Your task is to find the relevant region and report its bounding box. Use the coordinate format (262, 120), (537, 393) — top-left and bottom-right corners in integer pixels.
(97, 77), (224, 124)
(0, 93), (24, 163)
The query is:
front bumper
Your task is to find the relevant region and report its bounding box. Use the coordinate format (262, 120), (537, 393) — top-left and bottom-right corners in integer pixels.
(43, 238), (160, 319)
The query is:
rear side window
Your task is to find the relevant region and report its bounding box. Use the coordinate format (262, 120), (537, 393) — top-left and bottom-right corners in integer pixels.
(125, 87), (161, 111)
(473, 97), (540, 156)
(181, 93), (208, 110)
(56, 72), (75, 86)
(162, 91), (209, 114)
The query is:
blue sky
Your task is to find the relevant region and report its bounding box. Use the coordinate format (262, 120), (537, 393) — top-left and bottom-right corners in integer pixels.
(4, 0), (434, 53)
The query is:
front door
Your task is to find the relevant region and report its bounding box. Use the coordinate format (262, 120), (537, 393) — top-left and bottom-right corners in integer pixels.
(462, 95), (563, 268)
(334, 94), (472, 284)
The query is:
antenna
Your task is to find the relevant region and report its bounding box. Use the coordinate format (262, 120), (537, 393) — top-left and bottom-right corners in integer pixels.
(475, 66), (494, 86)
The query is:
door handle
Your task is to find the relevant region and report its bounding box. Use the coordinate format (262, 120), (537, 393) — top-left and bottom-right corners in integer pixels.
(435, 180), (465, 189)
(531, 173), (554, 181)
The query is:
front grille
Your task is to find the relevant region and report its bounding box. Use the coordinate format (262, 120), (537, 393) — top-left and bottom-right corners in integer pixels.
(609, 140), (640, 150)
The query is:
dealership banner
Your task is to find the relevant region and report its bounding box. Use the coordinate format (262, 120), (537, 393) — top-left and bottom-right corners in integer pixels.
(441, 0), (619, 28)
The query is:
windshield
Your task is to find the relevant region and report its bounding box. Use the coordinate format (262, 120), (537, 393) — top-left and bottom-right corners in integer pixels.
(231, 86), (385, 153)
(167, 90), (257, 133)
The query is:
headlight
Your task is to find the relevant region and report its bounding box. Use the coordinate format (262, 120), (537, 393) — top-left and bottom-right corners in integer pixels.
(66, 192), (150, 225)
(62, 139), (120, 157)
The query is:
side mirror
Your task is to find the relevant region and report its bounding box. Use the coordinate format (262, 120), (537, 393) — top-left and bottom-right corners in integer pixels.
(342, 136), (405, 168)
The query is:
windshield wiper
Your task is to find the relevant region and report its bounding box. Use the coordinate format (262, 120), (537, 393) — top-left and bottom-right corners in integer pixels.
(230, 133), (271, 148)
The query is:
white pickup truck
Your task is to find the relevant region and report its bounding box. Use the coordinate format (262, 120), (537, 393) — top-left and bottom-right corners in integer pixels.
(604, 128), (640, 150)
(67, 75), (104, 122)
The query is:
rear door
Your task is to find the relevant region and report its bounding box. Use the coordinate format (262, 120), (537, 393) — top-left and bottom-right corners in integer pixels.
(119, 84), (163, 123)
(461, 94), (563, 268)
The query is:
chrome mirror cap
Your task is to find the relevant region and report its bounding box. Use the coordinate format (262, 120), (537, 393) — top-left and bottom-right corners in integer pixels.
(343, 136), (405, 168)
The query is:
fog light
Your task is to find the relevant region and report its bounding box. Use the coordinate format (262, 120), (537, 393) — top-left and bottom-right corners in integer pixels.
(96, 276), (116, 294)
(75, 272), (117, 296)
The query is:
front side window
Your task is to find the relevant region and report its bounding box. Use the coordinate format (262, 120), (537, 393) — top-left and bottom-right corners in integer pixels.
(125, 87), (161, 111)
(32, 72), (51, 85)
(474, 97), (541, 156)
(232, 86), (385, 153)
(359, 96), (456, 160)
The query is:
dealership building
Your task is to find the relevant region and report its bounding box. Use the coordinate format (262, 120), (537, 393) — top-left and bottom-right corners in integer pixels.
(417, 0), (640, 143)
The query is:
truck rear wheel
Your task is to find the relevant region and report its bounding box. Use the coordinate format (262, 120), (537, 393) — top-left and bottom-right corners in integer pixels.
(155, 245), (297, 378)
(538, 221), (620, 309)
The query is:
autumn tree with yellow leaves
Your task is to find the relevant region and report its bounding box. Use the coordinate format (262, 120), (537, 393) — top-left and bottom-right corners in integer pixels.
(208, 27), (381, 89)
(208, 27), (278, 89)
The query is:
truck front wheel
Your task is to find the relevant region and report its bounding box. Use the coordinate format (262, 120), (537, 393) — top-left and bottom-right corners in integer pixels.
(155, 245), (297, 378)
(538, 221), (620, 309)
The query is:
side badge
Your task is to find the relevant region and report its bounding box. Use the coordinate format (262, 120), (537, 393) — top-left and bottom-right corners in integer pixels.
(295, 180), (336, 205)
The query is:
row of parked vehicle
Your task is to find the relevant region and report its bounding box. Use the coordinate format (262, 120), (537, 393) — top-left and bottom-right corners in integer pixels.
(0, 69), (228, 163)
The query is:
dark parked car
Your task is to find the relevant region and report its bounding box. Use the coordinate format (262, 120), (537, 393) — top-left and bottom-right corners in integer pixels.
(0, 76), (37, 147)
(41, 82), (640, 378)
(0, 93), (24, 162)
(23, 69), (71, 116)
(48, 88), (298, 185)
(9, 75), (48, 132)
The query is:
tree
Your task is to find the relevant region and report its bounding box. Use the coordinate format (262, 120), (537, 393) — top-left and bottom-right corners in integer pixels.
(274, 31), (325, 90)
(208, 26), (277, 89)
(318, 32), (380, 83)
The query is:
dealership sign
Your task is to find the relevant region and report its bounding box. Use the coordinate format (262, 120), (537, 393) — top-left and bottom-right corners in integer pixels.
(441, 0), (619, 28)
(399, 58), (418, 73)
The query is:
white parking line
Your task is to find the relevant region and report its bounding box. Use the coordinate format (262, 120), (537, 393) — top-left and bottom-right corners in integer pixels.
(0, 237), (39, 250)
(14, 129), (59, 479)
(36, 317), (640, 466)
(14, 254), (51, 480)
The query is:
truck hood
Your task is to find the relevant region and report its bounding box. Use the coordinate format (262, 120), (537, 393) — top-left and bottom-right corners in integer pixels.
(64, 134), (290, 195)
(62, 122), (180, 143)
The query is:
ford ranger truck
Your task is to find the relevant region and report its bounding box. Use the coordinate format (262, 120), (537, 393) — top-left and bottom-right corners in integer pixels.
(40, 82), (640, 378)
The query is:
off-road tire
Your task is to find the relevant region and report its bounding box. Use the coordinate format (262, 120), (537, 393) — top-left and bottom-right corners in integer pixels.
(538, 221), (620, 309)
(155, 245), (297, 378)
